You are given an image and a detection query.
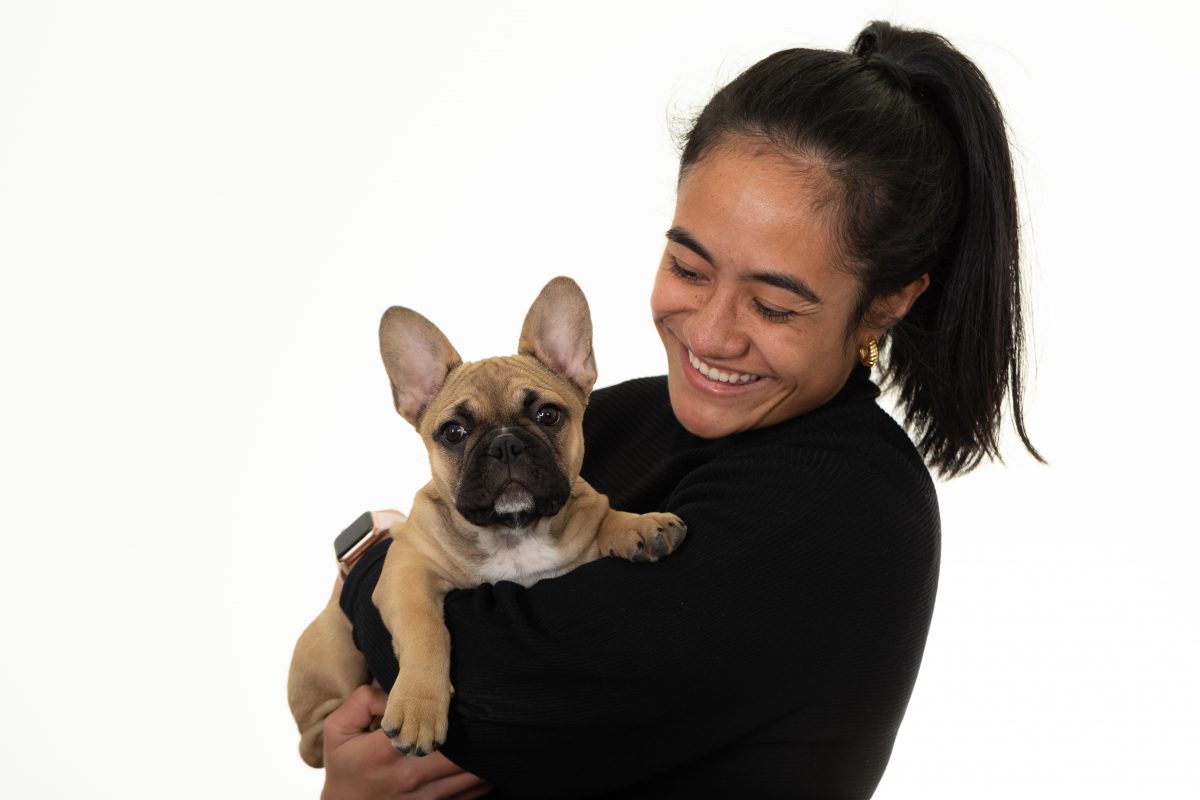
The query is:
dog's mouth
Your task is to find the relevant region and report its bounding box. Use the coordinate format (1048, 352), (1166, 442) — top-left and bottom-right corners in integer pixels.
(493, 483), (535, 516)
(457, 480), (565, 530)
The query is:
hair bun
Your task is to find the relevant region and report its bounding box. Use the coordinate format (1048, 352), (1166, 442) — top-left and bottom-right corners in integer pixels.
(850, 20), (888, 57)
(865, 52), (915, 94)
(853, 22), (916, 95)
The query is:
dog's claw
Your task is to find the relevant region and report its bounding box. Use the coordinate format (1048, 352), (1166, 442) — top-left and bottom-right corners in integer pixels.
(405, 742), (436, 757)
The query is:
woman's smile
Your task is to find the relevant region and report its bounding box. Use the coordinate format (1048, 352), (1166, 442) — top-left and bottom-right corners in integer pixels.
(685, 347), (763, 385)
(671, 336), (769, 398)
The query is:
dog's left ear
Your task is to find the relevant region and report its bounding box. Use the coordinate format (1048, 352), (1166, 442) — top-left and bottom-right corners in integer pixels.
(518, 276), (597, 397)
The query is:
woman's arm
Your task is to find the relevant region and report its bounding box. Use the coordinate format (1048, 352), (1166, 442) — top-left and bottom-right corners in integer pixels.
(342, 442), (939, 796)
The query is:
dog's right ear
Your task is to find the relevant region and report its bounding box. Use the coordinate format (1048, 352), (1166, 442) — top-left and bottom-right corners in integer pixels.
(518, 276), (597, 398)
(379, 307), (462, 427)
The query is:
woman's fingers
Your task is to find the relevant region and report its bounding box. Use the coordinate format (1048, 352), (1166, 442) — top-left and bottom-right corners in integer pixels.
(439, 777), (489, 800)
(323, 685), (388, 754)
(404, 758), (492, 799)
(398, 751), (483, 787)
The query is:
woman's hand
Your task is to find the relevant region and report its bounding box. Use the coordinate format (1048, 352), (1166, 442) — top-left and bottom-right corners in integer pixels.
(321, 685), (491, 800)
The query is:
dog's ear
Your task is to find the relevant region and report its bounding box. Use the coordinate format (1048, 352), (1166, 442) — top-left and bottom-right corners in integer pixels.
(379, 307), (462, 426)
(518, 276), (597, 397)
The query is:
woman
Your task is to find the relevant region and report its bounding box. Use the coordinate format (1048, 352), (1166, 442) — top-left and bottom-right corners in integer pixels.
(322, 20), (1040, 799)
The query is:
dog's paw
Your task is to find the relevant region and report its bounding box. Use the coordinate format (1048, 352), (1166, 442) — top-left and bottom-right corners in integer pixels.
(380, 678), (452, 757)
(605, 512), (687, 563)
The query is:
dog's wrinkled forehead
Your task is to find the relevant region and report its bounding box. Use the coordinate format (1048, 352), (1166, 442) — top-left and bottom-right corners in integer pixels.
(421, 355), (580, 431)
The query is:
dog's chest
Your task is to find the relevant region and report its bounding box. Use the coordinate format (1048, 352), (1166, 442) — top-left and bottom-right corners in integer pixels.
(476, 533), (576, 587)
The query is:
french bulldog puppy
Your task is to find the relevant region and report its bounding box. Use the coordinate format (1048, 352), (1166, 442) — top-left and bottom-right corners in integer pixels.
(288, 277), (686, 766)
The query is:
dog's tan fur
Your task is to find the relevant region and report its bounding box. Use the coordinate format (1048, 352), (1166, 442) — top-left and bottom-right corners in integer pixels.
(288, 278), (685, 766)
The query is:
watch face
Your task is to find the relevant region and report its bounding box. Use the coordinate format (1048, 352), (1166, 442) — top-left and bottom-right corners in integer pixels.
(334, 511), (375, 560)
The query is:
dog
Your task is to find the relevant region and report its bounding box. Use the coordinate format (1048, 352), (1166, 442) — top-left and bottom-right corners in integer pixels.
(287, 277), (686, 766)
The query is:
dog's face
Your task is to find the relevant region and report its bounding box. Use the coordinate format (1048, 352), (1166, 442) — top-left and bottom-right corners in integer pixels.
(419, 355), (585, 528)
(379, 277), (597, 534)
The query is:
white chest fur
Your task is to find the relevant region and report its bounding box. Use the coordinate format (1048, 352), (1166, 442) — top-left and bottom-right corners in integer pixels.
(476, 531), (578, 587)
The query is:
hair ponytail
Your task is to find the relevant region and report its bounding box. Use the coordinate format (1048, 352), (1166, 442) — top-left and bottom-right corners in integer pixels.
(680, 20), (1042, 477)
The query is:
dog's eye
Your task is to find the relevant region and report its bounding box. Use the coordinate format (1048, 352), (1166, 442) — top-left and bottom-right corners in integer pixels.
(440, 422), (469, 444)
(534, 405), (562, 426)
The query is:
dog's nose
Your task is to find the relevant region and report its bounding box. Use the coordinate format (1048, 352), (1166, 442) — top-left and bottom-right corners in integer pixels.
(487, 432), (525, 463)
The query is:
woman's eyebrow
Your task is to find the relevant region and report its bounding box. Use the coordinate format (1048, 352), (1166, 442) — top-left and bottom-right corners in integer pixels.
(665, 227), (714, 263)
(666, 226), (822, 305)
(749, 271), (822, 305)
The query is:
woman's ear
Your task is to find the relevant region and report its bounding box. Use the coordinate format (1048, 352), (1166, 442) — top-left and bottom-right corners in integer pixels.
(869, 273), (930, 330)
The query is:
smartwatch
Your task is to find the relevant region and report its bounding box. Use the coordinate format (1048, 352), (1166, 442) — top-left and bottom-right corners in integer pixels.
(335, 510), (400, 577)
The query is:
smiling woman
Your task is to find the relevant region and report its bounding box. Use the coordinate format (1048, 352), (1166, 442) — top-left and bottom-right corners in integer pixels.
(324, 19), (1040, 799)
(653, 145), (930, 438)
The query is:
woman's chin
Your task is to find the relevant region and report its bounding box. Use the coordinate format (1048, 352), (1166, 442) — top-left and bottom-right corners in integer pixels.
(666, 371), (752, 439)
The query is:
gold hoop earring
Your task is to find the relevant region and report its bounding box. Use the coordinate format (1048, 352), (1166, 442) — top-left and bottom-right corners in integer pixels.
(858, 337), (879, 368)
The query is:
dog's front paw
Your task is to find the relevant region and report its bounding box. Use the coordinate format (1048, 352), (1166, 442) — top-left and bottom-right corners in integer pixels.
(380, 677), (452, 757)
(604, 512), (687, 563)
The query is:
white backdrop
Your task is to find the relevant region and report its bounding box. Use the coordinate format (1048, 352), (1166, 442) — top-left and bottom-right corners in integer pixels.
(2, 1), (1197, 797)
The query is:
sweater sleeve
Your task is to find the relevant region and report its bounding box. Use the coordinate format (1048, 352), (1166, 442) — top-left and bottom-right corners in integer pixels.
(341, 441), (940, 797)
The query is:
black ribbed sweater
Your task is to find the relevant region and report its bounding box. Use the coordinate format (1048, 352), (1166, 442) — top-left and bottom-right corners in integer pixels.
(341, 368), (940, 798)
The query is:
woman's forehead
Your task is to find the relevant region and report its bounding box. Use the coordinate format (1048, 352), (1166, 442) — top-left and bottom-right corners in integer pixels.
(672, 146), (844, 277)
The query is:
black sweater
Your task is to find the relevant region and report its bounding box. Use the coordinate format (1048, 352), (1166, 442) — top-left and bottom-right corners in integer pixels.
(341, 368), (940, 798)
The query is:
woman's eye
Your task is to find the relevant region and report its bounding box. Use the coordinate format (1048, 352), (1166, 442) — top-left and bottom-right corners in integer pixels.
(668, 257), (702, 282)
(440, 422), (469, 444)
(535, 405), (563, 426)
(753, 300), (795, 322)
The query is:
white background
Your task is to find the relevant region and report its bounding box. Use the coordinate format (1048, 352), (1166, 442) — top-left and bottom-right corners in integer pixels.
(2, 1), (1197, 797)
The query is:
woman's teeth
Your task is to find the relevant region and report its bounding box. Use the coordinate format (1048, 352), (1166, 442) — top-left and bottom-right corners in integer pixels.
(688, 350), (762, 384)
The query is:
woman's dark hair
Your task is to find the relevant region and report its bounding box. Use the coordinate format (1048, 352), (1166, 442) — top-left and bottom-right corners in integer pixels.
(680, 20), (1042, 477)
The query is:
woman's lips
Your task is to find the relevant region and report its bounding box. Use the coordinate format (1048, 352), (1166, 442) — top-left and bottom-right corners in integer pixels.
(677, 341), (767, 396)
(687, 349), (762, 384)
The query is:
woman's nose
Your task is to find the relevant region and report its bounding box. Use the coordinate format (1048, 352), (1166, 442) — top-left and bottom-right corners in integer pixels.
(685, 290), (747, 359)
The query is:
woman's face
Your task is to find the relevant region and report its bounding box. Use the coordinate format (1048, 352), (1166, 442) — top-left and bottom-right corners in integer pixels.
(651, 142), (872, 438)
